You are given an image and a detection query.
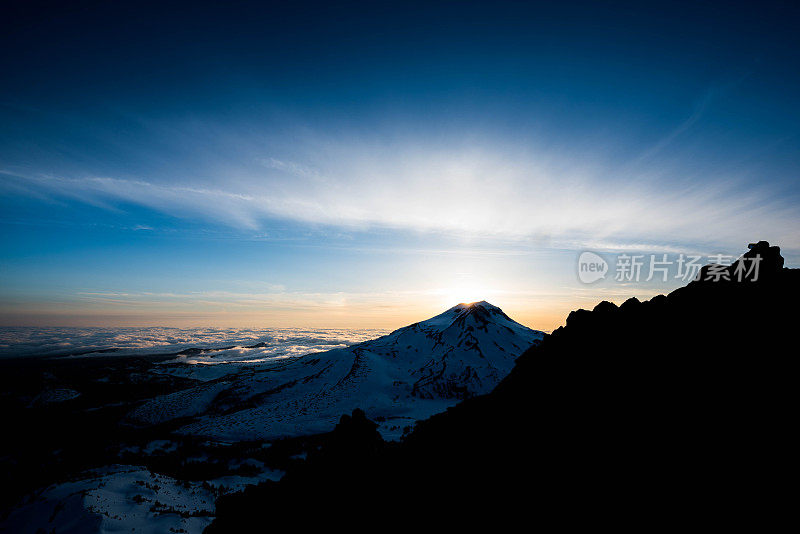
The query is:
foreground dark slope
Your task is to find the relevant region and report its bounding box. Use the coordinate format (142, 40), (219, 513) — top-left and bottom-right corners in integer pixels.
(208, 242), (797, 530)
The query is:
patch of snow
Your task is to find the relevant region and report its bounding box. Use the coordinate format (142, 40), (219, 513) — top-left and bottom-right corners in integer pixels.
(142, 440), (179, 455)
(127, 381), (231, 425)
(30, 388), (81, 406)
(2, 464), (285, 534)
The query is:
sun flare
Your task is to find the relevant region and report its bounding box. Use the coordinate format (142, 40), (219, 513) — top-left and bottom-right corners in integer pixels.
(437, 285), (495, 309)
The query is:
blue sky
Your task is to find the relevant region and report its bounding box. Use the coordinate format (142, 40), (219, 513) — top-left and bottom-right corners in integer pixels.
(1, 1), (799, 329)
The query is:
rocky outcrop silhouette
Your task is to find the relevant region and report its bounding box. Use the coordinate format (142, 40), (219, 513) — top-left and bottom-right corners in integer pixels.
(206, 242), (797, 531)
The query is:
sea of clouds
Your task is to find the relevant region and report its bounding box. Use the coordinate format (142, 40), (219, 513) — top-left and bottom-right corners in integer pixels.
(0, 326), (388, 362)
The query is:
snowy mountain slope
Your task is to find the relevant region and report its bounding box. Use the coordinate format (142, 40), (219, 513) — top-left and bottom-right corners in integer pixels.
(128, 301), (544, 441)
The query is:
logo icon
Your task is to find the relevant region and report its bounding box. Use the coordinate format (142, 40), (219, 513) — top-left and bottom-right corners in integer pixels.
(578, 251), (608, 283)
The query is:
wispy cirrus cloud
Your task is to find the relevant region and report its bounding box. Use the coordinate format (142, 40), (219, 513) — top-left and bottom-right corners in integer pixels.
(3, 131), (799, 252)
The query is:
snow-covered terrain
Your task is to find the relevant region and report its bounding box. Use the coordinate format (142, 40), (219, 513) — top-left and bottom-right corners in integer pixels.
(1, 464), (283, 534)
(0, 302), (542, 533)
(129, 301), (544, 440)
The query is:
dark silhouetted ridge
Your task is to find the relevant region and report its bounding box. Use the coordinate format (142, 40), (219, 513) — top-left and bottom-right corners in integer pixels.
(207, 242), (797, 531)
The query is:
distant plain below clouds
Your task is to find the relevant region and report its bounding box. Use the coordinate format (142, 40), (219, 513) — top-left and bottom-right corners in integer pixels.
(0, 326), (387, 360)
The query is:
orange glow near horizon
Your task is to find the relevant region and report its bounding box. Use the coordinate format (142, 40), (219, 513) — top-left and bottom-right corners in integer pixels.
(0, 294), (633, 334)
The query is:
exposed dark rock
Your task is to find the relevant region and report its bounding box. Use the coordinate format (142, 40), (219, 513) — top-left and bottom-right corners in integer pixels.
(206, 242), (797, 531)
(592, 300), (618, 314)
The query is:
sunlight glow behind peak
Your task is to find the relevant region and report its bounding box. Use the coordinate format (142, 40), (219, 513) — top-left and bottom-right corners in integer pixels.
(436, 284), (497, 311)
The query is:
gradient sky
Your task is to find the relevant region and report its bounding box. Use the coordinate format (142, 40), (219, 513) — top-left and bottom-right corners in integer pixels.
(1, 1), (799, 330)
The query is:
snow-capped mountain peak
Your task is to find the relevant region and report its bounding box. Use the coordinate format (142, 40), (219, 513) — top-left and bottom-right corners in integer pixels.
(366, 301), (541, 399)
(130, 302), (544, 441)
(405, 300), (514, 330)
